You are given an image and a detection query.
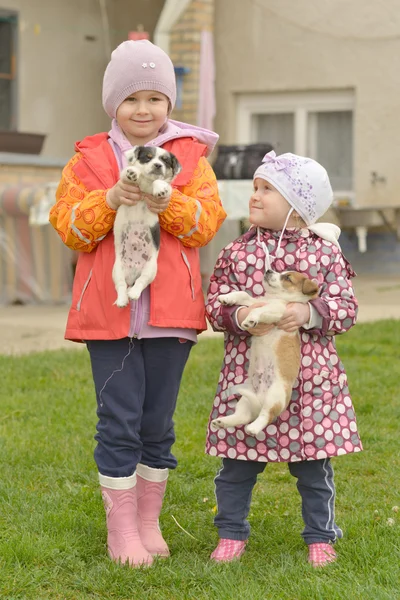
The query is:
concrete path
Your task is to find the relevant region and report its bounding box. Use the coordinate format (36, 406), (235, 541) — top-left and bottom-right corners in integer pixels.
(0, 275), (399, 356)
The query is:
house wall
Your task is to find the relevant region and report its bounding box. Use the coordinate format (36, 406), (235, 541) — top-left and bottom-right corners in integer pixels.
(0, 0), (165, 159)
(213, 0), (400, 209)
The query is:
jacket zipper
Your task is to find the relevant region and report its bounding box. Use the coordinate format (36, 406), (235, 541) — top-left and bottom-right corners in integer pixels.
(129, 296), (143, 338)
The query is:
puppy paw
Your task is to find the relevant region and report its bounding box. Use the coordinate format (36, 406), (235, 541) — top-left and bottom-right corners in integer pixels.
(244, 423), (259, 436)
(218, 293), (234, 306)
(211, 418), (226, 430)
(153, 180), (171, 200)
(127, 285), (143, 301)
(121, 167), (139, 183)
(114, 293), (129, 308)
(241, 316), (258, 330)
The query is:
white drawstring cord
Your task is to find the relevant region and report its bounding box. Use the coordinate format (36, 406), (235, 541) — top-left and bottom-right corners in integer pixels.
(257, 207), (294, 273)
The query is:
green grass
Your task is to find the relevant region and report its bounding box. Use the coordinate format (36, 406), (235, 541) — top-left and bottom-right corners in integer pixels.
(0, 321), (400, 600)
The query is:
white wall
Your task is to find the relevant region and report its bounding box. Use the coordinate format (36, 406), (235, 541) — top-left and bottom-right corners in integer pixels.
(214, 0), (400, 207)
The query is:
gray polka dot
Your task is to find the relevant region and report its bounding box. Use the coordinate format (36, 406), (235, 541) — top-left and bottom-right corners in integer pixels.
(247, 244), (257, 253)
(309, 266), (318, 277)
(343, 318), (353, 328)
(291, 390), (299, 401)
(290, 441), (300, 452)
(289, 416), (300, 427)
(316, 437), (326, 448)
(247, 266), (255, 275)
(330, 410), (339, 421)
(314, 387), (323, 398)
(246, 436), (257, 447)
(227, 435), (236, 446)
(322, 246), (332, 255)
(351, 433), (360, 445)
(314, 412), (324, 423)
(321, 338), (329, 347)
(339, 279), (348, 288)
(334, 436), (344, 447)
(267, 437), (277, 448)
(229, 274), (237, 283)
(326, 272), (336, 282)
(347, 409), (355, 419)
(286, 243), (297, 252)
(332, 385), (340, 397)
(209, 434), (218, 444)
(308, 245), (317, 253)
(226, 409), (234, 416)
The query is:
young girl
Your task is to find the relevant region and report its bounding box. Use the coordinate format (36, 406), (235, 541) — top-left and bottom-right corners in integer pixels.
(49, 40), (226, 568)
(205, 151), (362, 567)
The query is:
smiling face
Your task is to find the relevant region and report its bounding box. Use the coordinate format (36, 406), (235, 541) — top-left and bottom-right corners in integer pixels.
(249, 178), (301, 230)
(116, 90), (170, 145)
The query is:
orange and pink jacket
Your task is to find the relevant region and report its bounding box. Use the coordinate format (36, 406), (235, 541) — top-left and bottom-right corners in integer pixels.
(49, 131), (226, 341)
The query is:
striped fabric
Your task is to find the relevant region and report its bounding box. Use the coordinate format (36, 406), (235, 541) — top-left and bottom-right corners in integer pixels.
(0, 184), (73, 304)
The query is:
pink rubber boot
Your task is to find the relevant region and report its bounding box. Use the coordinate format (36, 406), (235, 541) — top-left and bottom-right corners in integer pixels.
(136, 464), (170, 557)
(100, 473), (153, 568)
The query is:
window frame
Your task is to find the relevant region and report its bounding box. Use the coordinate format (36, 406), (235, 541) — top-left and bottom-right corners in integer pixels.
(236, 90), (355, 201)
(0, 8), (18, 130)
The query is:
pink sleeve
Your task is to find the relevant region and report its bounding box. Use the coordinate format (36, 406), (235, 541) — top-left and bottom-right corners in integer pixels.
(308, 249), (358, 336)
(206, 250), (251, 336)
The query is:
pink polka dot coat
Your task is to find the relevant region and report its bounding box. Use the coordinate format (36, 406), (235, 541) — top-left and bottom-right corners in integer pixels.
(205, 227), (362, 463)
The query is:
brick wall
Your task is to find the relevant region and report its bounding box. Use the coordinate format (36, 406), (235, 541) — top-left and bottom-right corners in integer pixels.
(169, 0), (215, 125)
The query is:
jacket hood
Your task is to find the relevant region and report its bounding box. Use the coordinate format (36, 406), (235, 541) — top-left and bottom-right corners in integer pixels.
(149, 119), (219, 156)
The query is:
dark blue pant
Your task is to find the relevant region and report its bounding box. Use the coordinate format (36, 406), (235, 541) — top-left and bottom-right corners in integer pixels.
(214, 458), (343, 545)
(87, 337), (193, 478)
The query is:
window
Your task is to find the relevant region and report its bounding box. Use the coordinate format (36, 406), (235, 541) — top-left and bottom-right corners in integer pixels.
(237, 90), (354, 198)
(0, 11), (17, 130)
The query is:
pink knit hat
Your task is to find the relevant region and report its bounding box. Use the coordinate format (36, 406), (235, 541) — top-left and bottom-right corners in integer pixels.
(102, 40), (177, 118)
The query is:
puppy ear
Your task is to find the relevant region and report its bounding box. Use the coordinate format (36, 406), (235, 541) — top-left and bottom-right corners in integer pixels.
(170, 153), (182, 177)
(125, 146), (141, 164)
(302, 278), (319, 297)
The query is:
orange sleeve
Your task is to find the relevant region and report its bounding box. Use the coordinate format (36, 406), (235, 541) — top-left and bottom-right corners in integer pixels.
(158, 156), (227, 248)
(49, 153), (117, 253)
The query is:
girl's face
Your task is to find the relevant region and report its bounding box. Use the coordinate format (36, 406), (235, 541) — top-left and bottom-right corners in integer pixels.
(249, 178), (300, 230)
(116, 90), (169, 145)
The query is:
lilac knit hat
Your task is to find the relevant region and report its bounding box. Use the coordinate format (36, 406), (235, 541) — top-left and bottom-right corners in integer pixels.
(102, 40), (177, 118)
(253, 151), (334, 225)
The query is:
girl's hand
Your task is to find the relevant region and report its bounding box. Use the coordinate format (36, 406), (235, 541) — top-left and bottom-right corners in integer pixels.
(143, 193), (170, 215)
(237, 303), (275, 336)
(277, 302), (310, 332)
(106, 181), (141, 210)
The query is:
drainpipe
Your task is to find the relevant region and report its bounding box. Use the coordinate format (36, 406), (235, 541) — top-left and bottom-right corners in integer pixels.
(154, 0), (191, 53)
(99, 0), (112, 59)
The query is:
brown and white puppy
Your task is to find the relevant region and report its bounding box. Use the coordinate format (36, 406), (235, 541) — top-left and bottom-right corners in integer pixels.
(212, 270), (319, 436)
(112, 146), (181, 307)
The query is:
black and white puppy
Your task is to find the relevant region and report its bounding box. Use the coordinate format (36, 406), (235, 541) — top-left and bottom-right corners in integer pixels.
(113, 146), (181, 307)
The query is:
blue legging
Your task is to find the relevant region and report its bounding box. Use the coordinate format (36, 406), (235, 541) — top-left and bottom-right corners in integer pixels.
(214, 457), (343, 545)
(87, 337), (193, 478)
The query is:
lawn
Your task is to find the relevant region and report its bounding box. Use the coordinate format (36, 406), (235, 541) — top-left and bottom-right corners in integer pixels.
(0, 321), (399, 600)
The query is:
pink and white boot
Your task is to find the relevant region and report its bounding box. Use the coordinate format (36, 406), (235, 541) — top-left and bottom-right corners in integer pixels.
(136, 464), (170, 557)
(308, 542), (337, 567)
(100, 472), (153, 568)
(210, 538), (247, 562)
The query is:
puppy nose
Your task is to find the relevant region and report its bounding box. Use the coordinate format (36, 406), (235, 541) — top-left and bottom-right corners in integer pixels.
(153, 162), (162, 169)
